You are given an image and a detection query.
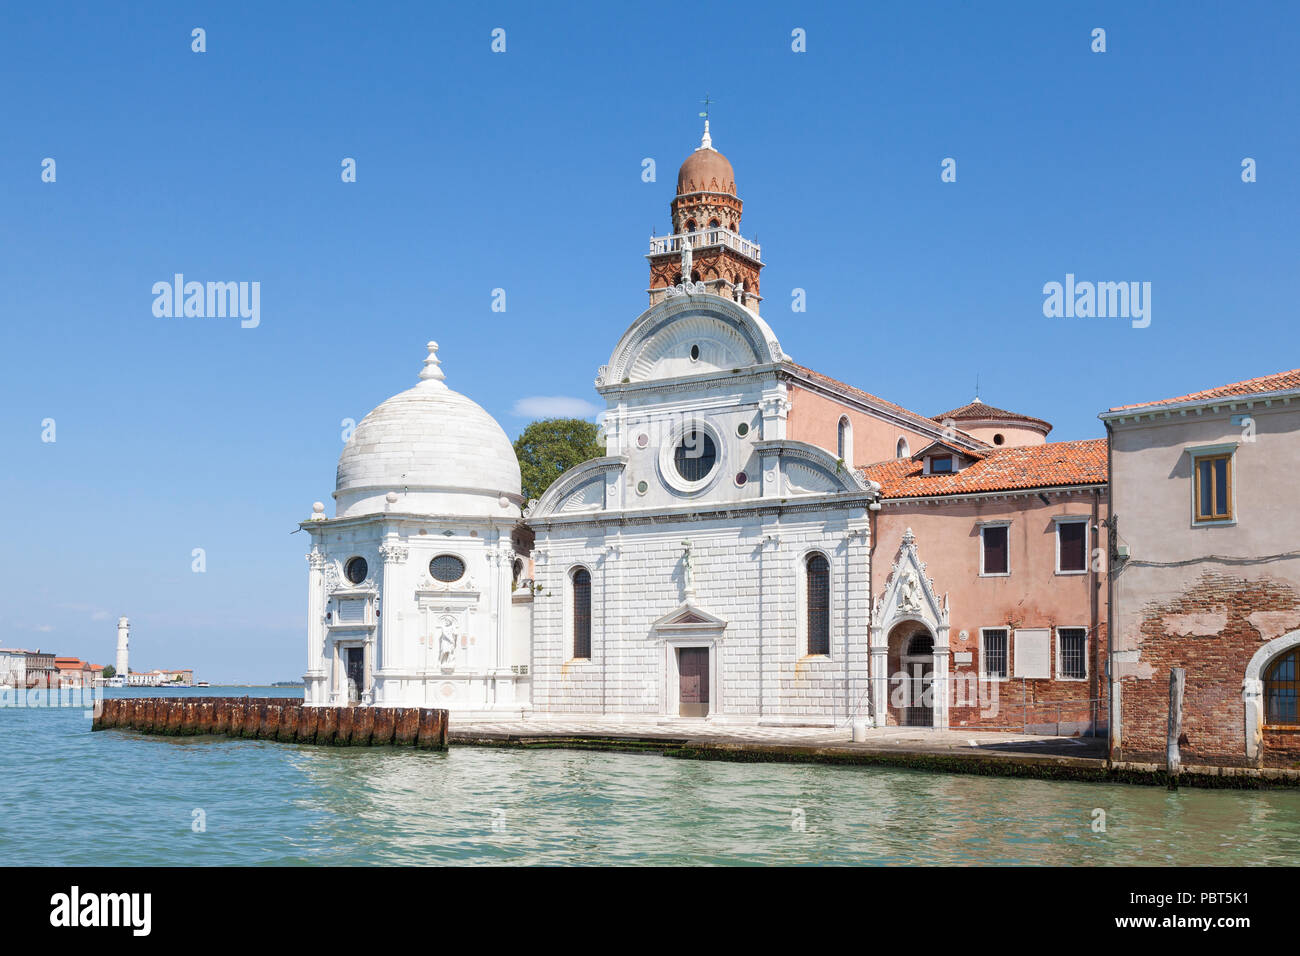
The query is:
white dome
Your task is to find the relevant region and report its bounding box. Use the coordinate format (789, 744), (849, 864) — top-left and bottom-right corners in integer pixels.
(334, 342), (522, 519)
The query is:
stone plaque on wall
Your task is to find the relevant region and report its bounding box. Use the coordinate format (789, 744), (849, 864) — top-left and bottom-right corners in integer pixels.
(1014, 629), (1051, 679)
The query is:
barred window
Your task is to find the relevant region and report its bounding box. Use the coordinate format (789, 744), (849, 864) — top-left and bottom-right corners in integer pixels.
(429, 554), (466, 583)
(983, 629), (1008, 678)
(572, 568), (591, 660)
(674, 429), (717, 482)
(1266, 649), (1298, 725)
(1058, 628), (1087, 679)
(806, 553), (830, 656)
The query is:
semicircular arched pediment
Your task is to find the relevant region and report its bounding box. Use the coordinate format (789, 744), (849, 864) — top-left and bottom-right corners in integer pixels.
(600, 295), (784, 387)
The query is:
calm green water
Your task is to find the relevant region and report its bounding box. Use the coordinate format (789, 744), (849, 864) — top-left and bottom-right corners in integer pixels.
(3, 687), (1300, 865)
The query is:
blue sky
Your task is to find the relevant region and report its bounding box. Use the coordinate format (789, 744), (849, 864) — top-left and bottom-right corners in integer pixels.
(3, 2), (1297, 681)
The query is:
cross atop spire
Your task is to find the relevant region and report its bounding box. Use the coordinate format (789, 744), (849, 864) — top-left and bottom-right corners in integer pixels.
(697, 94), (714, 151)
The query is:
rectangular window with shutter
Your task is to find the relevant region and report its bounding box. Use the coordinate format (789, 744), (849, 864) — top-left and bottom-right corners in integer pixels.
(981, 524), (1009, 575)
(1056, 520), (1088, 573)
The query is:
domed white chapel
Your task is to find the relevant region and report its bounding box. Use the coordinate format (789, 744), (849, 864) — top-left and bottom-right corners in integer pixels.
(301, 341), (530, 711)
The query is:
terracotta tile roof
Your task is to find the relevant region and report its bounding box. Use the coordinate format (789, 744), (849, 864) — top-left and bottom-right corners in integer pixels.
(858, 438), (1107, 499)
(1109, 369), (1300, 412)
(786, 363), (990, 449)
(932, 399), (1052, 432)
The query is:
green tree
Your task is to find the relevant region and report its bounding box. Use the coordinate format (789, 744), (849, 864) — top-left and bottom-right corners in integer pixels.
(101, 664), (116, 678)
(513, 418), (604, 503)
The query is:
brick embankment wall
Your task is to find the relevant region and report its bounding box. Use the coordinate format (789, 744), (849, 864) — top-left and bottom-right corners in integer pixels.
(1115, 572), (1300, 768)
(92, 697), (448, 749)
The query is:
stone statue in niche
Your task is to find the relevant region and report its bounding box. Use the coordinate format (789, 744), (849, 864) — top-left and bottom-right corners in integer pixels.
(435, 615), (458, 672)
(899, 571), (923, 613)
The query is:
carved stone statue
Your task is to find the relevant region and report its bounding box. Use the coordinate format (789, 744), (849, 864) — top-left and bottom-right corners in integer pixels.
(435, 615), (458, 672)
(680, 237), (693, 283)
(899, 572), (923, 613)
(681, 539), (695, 595)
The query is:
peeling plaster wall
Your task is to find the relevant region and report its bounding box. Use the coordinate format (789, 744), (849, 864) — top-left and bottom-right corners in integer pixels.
(1108, 401), (1300, 766)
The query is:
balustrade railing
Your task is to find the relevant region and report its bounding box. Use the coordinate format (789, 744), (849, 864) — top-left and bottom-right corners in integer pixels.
(648, 227), (762, 262)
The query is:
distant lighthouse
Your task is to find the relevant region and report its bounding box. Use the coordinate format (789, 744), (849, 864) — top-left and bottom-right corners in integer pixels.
(115, 617), (130, 679)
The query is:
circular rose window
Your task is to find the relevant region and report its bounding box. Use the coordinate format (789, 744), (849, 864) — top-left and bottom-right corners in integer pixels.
(673, 429), (717, 482)
(344, 556), (368, 584)
(429, 554), (466, 583)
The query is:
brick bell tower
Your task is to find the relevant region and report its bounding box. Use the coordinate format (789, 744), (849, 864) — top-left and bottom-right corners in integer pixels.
(646, 117), (764, 313)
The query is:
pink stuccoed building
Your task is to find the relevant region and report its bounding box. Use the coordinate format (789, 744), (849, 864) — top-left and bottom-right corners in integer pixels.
(1102, 369), (1300, 769)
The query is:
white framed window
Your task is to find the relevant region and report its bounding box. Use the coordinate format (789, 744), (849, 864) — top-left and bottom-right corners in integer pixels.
(1186, 442), (1237, 526)
(980, 628), (1009, 679)
(896, 437), (910, 458)
(1056, 627), (1088, 680)
(979, 522), (1010, 576)
(837, 416), (853, 464)
(1054, 518), (1089, 574)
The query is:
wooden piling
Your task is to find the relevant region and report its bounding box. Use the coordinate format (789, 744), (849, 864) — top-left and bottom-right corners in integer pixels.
(417, 708), (448, 750)
(277, 704), (300, 742)
(394, 707), (419, 745)
(353, 707), (375, 746)
(261, 704), (282, 739)
(336, 707), (355, 746)
(372, 708), (396, 746)
(92, 697), (446, 749)
(297, 704), (319, 744)
(316, 706), (338, 746)
(1167, 667), (1186, 790)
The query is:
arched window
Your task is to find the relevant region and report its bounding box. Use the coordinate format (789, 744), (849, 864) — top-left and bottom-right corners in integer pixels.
(896, 437), (910, 459)
(708, 218), (720, 228)
(806, 554), (830, 655)
(572, 568), (591, 660)
(1266, 648), (1299, 724)
(685, 219), (697, 233)
(837, 416), (852, 462)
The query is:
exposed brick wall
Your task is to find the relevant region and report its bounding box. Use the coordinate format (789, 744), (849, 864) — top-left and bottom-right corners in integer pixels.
(1264, 730), (1300, 770)
(1115, 572), (1300, 767)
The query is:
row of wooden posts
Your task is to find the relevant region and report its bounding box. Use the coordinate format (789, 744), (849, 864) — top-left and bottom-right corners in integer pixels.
(92, 697), (449, 749)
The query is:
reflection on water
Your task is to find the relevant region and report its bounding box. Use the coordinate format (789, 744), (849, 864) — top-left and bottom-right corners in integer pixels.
(3, 698), (1299, 866)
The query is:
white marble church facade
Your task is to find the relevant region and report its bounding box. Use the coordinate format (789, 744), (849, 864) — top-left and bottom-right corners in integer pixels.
(526, 296), (879, 723)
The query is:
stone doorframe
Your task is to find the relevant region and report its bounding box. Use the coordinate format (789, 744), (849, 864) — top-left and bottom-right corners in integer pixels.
(331, 637), (373, 706)
(869, 529), (951, 730)
(652, 603), (727, 719)
(1243, 628), (1300, 763)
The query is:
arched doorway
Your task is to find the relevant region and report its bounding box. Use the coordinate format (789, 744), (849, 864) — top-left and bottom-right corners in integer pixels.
(902, 633), (935, 727)
(887, 622), (936, 727)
